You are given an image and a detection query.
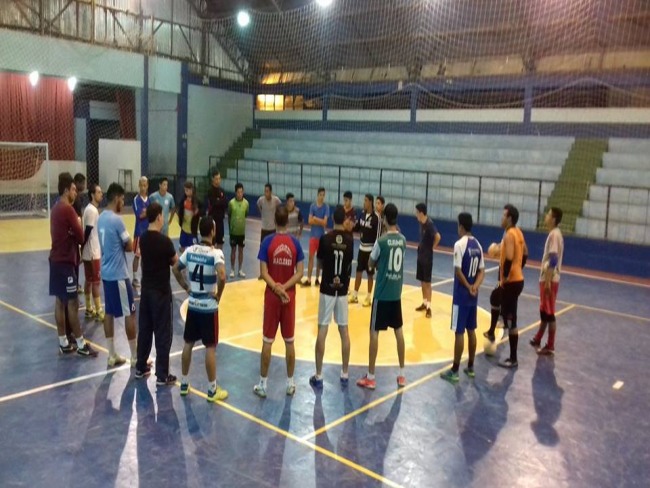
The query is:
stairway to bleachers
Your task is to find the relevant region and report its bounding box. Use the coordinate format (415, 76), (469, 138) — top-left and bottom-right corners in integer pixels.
(576, 138), (650, 245)
(223, 130), (574, 231)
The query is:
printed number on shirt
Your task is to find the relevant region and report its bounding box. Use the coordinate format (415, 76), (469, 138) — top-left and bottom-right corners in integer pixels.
(333, 250), (343, 276)
(388, 247), (403, 272)
(192, 265), (205, 290)
(468, 256), (479, 279)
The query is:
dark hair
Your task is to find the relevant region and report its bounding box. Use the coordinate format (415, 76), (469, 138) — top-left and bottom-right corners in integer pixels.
(147, 202), (163, 223)
(106, 183), (125, 202)
(376, 195), (385, 205)
(286, 192), (294, 200)
(57, 172), (74, 196)
(265, 183), (272, 192)
(184, 181), (194, 190)
(87, 183), (99, 197)
(317, 187), (325, 194)
(365, 193), (373, 203)
(73, 173), (86, 184)
(415, 203), (427, 215)
(504, 204), (519, 225)
(159, 177), (168, 185)
(550, 207), (563, 226)
(458, 212), (473, 232)
(333, 205), (346, 225)
(235, 182), (244, 192)
(275, 204), (289, 227)
(211, 170), (221, 178)
(343, 191), (352, 199)
(199, 216), (215, 238)
(384, 203), (398, 226)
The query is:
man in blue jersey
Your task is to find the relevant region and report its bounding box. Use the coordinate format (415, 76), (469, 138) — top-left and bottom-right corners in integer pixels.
(149, 177), (176, 237)
(98, 183), (139, 368)
(302, 187), (329, 287)
(132, 176), (149, 288)
(173, 216), (228, 403)
(441, 212), (485, 383)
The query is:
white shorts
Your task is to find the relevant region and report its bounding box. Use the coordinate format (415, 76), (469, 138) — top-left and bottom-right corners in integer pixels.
(318, 294), (348, 327)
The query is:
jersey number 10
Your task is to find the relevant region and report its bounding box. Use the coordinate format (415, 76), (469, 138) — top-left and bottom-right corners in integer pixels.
(388, 247), (403, 272)
(468, 256), (480, 279)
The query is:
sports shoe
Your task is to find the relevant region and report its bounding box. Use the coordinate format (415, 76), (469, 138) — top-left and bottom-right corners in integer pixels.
(135, 368), (151, 379)
(229, 270), (235, 278)
(483, 331), (495, 342)
(207, 385), (228, 402)
(498, 358), (519, 368)
(132, 279), (140, 289)
(397, 375), (407, 388)
(362, 296), (372, 307)
(238, 270), (246, 278)
(286, 383), (296, 396)
(315, 279), (320, 286)
(156, 374), (177, 386)
(95, 309), (105, 322)
(463, 368), (475, 378)
(77, 343), (98, 357)
(309, 375), (323, 389)
(348, 294), (358, 304)
(107, 354), (127, 368)
(180, 382), (190, 396)
(85, 308), (96, 318)
(77, 286), (84, 294)
(415, 303), (427, 311)
(356, 375), (376, 390)
(425, 308), (432, 318)
(253, 384), (267, 398)
(131, 357), (154, 368)
(59, 343), (75, 354)
(340, 376), (349, 386)
(530, 338), (541, 347)
(301, 279), (311, 287)
(67, 335), (77, 349)
(537, 345), (555, 356)
(441, 370), (459, 384)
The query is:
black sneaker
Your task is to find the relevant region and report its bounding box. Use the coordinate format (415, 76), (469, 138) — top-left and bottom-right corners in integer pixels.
(156, 374), (177, 386)
(315, 279), (320, 286)
(135, 368), (151, 379)
(415, 303), (427, 312)
(59, 343), (75, 354)
(529, 338), (541, 347)
(498, 358), (518, 368)
(483, 331), (495, 342)
(67, 336), (78, 350)
(77, 343), (98, 357)
(301, 279), (311, 287)
(425, 308), (432, 318)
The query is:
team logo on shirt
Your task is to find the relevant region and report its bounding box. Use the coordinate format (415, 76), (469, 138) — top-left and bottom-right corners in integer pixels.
(336, 235), (343, 244)
(273, 243), (293, 266)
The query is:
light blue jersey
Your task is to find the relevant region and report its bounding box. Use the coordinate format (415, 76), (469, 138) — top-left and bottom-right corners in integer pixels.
(98, 210), (130, 281)
(149, 191), (175, 236)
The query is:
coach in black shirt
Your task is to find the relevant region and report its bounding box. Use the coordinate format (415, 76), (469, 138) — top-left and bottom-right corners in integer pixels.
(136, 202), (178, 385)
(415, 203), (441, 318)
(205, 170), (227, 249)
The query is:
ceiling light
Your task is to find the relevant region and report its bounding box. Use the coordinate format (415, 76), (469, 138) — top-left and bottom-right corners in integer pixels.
(237, 10), (250, 27)
(67, 76), (77, 92)
(29, 71), (39, 87)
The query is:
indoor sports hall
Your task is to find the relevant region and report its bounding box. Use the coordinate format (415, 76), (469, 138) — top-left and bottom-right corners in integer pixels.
(0, 1), (649, 487)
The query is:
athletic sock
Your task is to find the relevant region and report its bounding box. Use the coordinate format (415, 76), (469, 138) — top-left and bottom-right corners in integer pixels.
(340, 370), (348, 379)
(425, 300), (430, 308)
(181, 375), (189, 385)
(399, 368), (405, 377)
(287, 377), (295, 387)
(59, 335), (69, 347)
(85, 295), (92, 311)
(76, 336), (87, 349)
(509, 333), (519, 362)
(352, 290), (358, 298)
(208, 380), (217, 393)
(107, 338), (115, 357)
(260, 376), (268, 389)
(314, 374), (322, 380)
(93, 296), (102, 313)
(488, 309), (500, 336)
(367, 373), (375, 380)
(128, 339), (137, 359)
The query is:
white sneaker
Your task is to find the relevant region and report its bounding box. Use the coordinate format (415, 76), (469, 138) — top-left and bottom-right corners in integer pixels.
(238, 270), (246, 278)
(362, 295), (372, 307)
(107, 354), (127, 368)
(286, 383), (296, 396)
(229, 270), (235, 278)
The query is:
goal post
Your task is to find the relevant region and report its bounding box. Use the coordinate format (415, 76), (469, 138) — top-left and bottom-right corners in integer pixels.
(0, 142), (50, 218)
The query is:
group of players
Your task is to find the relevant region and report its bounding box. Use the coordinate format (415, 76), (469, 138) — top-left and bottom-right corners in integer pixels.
(48, 168), (565, 401)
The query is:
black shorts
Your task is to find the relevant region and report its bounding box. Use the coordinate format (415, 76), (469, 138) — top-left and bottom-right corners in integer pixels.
(261, 229), (275, 242)
(370, 299), (403, 331)
(184, 309), (219, 347)
(230, 235), (245, 248)
(501, 281), (524, 329)
(356, 250), (374, 275)
(212, 220), (225, 245)
(49, 261), (78, 301)
(416, 259), (433, 283)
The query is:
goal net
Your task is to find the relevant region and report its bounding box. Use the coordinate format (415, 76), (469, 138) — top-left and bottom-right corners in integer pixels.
(0, 142), (50, 218)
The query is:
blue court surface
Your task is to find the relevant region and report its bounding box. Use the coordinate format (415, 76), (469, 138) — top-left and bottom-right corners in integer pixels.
(1, 219), (649, 488)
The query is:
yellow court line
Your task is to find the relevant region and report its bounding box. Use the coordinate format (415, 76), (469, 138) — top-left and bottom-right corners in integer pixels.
(302, 303), (576, 441)
(182, 384), (404, 488)
(0, 299), (109, 354)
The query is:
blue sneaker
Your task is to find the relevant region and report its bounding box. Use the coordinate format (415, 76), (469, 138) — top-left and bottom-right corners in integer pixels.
(441, 369), (460, 384)
(180, 382), (190, 396)
(309, 375), (323, 389)
(340, 376), (349, 387)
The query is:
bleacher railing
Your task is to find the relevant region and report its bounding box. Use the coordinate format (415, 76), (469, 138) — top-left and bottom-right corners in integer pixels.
(593, 184), (650, 240)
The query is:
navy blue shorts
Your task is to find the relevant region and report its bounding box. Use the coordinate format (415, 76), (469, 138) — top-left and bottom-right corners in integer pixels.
(103, 279), (135, 318)
(179, 230), (196, 249)
(184, 309), (219, 347)
(450, 304), (477, 335)
(49, 261), (78, 301)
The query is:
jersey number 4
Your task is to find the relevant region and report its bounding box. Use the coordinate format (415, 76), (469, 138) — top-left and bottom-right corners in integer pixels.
(192, 265), (205, 290)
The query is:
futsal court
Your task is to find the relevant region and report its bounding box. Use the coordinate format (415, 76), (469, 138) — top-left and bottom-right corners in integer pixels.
(0, 215), (648, 488)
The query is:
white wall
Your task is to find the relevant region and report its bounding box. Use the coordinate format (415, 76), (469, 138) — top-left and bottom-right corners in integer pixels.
(532, 108), (650, 124)
(417, 109), (524, 123)
(98, 139), (141, 191)
(329, 110), (411, 122)
(255, 110), (322, 121)
(188, 86), (253, 175)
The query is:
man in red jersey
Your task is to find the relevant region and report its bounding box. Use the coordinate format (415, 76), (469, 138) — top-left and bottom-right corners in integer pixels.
(254, 206), (305, 398)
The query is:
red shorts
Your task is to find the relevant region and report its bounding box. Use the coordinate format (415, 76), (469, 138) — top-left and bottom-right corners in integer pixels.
(133, 237), (141, 258)
(263, 288), (296, 343)
(83, 259), (101, 284)
(309, 237), (320, 256)
(539, 281), (559, 315)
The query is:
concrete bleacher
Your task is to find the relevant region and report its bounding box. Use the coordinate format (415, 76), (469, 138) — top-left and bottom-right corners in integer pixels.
(576, 138), (650, 244)
(223, 130), (573, 230)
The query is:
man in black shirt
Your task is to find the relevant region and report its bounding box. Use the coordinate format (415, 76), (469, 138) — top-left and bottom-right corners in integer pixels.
(135, 202), (178, 385)
(309, 206), (354, 389)
(205, 170), (227, 249)
(72, 173), (86, 218)
(415, 203), (441, 318)
(349, 194), (380, 307)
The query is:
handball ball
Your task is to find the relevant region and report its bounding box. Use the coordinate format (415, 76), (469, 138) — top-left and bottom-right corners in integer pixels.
(484, 338), (497, 356)
(488, 243), (499, 258)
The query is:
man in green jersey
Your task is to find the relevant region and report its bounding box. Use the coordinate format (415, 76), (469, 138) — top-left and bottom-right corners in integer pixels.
(356, 203), (407, 390)
(228, 183), (249, 278)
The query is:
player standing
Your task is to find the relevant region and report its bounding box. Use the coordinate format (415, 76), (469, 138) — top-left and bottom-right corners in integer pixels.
(132, 176), (149, 288)
(441, 213), (485, 383)
(530, 208), (564, 355)
(81, 183), (104, 321)
(149, 177), (176, 237)
(375, 195), (386, 236)
(254, 206), (305, 398)
(342, 191), (356, 233)
(349, 194), (380, 307)
(178, 181), (201, 253)
(173, 216), (229, 402)
(415, 203), (441, 318)
(227, 183), (249, 278)
(285, 192), (304, 238)
(357, 203), (407, 389)
(206, 170), (227, 250)
(309, 206), (354, 389)
(302, 187), (329, 286)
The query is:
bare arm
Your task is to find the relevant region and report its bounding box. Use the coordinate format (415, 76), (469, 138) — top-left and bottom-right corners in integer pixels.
(215, 263), (226, 302)
(260, 262), (290, 303)
(124, 238), (134, 252)
(172, 263), (191, 293)
(433, 232), (441, 250)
